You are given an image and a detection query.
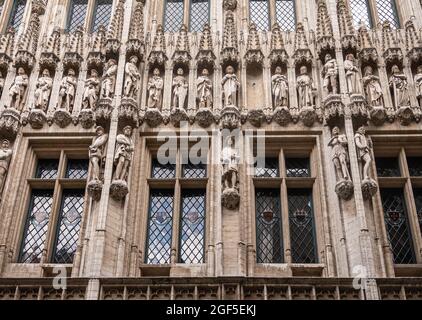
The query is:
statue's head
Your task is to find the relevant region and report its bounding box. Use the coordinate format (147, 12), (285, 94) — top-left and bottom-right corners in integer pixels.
(300, 65), (308, 75)
(275, 66), (282, 74)
(346, 53), (355, 61)
(364, 66), (373, 76)
(391, 65), (400, 74)
(108, 59), (117, 66)
(225, 136), (234, 147)
(177, 68), (184, 76)
(225, 65), (234, 74)
(1, 139), (10, 149)
(68, 68), (75, 76)
(153, 68), (161, 76)
(325, 53), (332, 62)
(418, 65), (422, 74)
(332, 126), (340, 136)
(42, 69), (50, 77)
(91, 69), (99, 77)
(95, 126), (105, 136)
(123, 125), (132, 136)
(130, 56), (139, 64)
(201, 68), (209, 76)
(17, 67), (25, 75)
(358, 126), (366, 135)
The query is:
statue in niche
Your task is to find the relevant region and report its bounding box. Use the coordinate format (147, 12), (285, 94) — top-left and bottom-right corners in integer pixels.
(0, 71), (5, 97)
(58, 68), (77, 112)
(113, 125), (134, 182)
(272, 66), (289, 108)
(123, 56), (141, 99)
(196, 68), (213, 109)
(82, 69), (100, 109)
(322, 53), (338, 96)
(389, 65), (410, 108)
(221, 135), (240, 210)
(362, 66), (384, 107)
(344, 53), (360, 94)
(89, 126), (108, 183)
(34, 69), (53, 111)
(222, 65), (240, 107)
(147, 68), (164, 109)
(414, 65), (422, 107)
(172, 67), (188, 109)
(9, 67), (29, 111)
(0, 139), (13, 193)
(297, 65), (315, 109)
(328, 126), (351, 182)
(101, 59), (118, 99)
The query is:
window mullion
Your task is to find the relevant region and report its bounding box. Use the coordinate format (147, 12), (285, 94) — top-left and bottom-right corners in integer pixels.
(279, 148), (291, 264)
(269, 0), (277, 27)
(368, 0), (381, 27)
(86, 0), (97, 32)
(183, 0), (189, 27)
(171, 149), (182, 263)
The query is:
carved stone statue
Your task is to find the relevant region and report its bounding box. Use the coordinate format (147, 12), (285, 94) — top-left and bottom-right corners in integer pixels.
(0, 139), (13, 193)
(222, 65), (240, 107)
(9, 67), (29, 111)
(344, 53), (360, 94)
(172, 68), (188, 109)
(89, 126), (108, 182)
(389, 65), (410, 108)
(414, 65), (422, 107)
(101, 59), (118, 98)
(0, 71), (5, 97)
(123, 56), (141, 99)
(58, 69), (77, 112)
(34, 69), (53, 111)
(297, 65), (315, 108)
(113, 125), (134, 182)
(362, 66), (384, 107)
(221, 135), (240, 209)
(271, 66), (288, 108)
(196, 68), (213, 109)
(322, 53), (338, 96)
(147, 68), (164, 109)
(82, 69), (100, 109)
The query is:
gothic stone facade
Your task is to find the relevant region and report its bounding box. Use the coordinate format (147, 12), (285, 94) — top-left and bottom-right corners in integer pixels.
(0, 0), (421, 300)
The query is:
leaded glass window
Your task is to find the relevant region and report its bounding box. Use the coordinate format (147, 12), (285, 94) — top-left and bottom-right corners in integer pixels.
(164, 0), (184, 33)
(66, 159), (89, 179)
(182, 161), (207, 179)
(91, 0), (113, 32)
(288, 189), (317, 263)
(381, 189), (416, 264)
(250, 0), (270, 31)
(375, 0), (399, 28)
(67, 0), (88, 32)
(255, 189), (283, 263)
(8, 0), (26, 30)
(52, 190), (84, 264)
(349, 0), (372, 28)
(146, 190), (174, 264)
(190, 0), (209, 32)
(151, 159), (176, 179)
(19, 191), (54, 263)
(179, 190), (205, 263)
(36, 160), (59, 179)
(275, 0), (296, 31)
(255, 158), (279, 178)
(0, 1), (5, 18)
(376, 157), (401, 177)
(407, 157), (422, 177)
(286, 158), (310, 178)
(413, 189), (422, 236)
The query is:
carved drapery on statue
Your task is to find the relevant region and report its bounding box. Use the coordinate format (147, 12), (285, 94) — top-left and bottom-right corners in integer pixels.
(221, 136), (240, 210)
(88, 126), (109, 201)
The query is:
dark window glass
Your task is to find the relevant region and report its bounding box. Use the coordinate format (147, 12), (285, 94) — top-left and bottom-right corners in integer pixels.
(286, 158), (310, 177)
(349, 0), (372, 28)
(407, 157), (422, 177)
(376, 157), (401, 177)
(164, 0), (184, 32)
(190, 0), (209, 32)
(250, 0), (270, 31)
(52, 190), (84, 264)
(19, 190), (54, 263)
(255, 189), (283, 263)
(375, 0), (399, 28)
(179, 190), (206, 264)
(288, 189), (317, 263)
(145, 190), (174, 264)
(67, 0), (88, 32)
(255, 158), (279, 178)
(182, 161), (207, 178)
(66, 159), (89, 179)
(151, 159), (176, 179)
(91, 0), (113, 32)
(381, 189), (416, 264)
(275, 0), (296, 31)
(36, 160), (59, 179)
(412, 188), (422, 237)
(8, 0), (26, 30)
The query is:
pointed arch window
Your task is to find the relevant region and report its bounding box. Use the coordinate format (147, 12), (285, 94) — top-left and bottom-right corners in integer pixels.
(8, 0), (27, 30)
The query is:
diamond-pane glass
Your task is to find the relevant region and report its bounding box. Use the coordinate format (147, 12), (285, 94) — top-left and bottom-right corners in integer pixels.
(376, 157), (401, 177)
(190, 0), (209, 32)
(275, 0), (296, 31)
(151, 159), (176, 179)
(183, 161), (207, 178)
(164, 0), (184, 33)
(66, 159), (89, 179)
(8, 0), (26, 30)
(255, 158), (279, 178)
(19, 190), (53, 263)
(250, 0), (270, 31)
(413, 189), (422, 237)
(179, 190), (205, 264)
(288, 189), (317, 263)
(407, 157), (422, 177)
(349, 0), (372, 28)
(91, 0), (113, 32)
(256, 189), (283, 263)
(146, 190), (174, 264)
(52, 190), (84, 264)
(286, 158), (310, 177)
(381, 189), (416, 264)
(375, 0), (399, 29)
(36, 159), (59, 179)
(67, 0), (88, 32)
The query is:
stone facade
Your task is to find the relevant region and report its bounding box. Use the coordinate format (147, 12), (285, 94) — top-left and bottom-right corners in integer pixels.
(0, 0), (421, 300)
